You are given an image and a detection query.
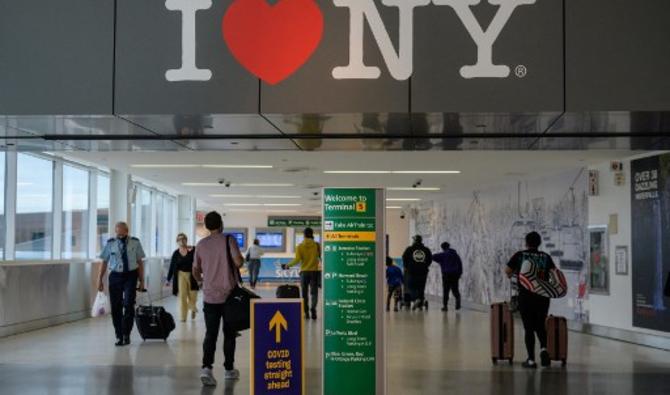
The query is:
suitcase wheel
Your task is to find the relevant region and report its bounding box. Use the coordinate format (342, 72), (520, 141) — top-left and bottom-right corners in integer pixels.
(492, 358), (498, 365)
(508, 358), (513, 365)
(561, 359), (567, 367)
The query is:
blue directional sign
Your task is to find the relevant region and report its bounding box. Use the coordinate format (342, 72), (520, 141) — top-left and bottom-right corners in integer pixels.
(251, 299), (304, 395)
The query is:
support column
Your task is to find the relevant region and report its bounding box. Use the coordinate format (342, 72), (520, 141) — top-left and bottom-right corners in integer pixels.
(177, 194), (196, 241)
(109, 170), (131, 229)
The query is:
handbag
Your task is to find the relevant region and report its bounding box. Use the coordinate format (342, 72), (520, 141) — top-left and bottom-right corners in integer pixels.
(223, 236), (260, 332)
(518, 253), (568, 299)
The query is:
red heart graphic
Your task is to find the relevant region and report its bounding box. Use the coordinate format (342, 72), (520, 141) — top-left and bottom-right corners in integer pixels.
(223, 0), (324, 85)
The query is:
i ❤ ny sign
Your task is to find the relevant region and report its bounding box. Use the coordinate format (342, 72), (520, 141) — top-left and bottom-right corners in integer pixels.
(114, 0), (561, 114)
(166, 0), (537, 84)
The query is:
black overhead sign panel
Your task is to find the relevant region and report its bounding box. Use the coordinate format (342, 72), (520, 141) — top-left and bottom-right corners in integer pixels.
(1, 0), (670, 115)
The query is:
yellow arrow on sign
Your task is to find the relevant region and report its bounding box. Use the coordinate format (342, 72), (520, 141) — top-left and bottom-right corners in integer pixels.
(269, 311), (288, 344)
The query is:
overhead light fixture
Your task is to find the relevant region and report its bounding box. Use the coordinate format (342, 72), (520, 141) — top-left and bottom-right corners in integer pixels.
(223, 203), (302, 207)
(324, 170), (391, 174)
(235, 183), (295, 187)
(386, 206), (403, 209)
(386, 198), (421, 202)
(133, 164), (272, 169)
(392, 171), (460, 174)
(387, 187), (441, 191)
(266, 210), (299, 214)
(209, 194), (301, 199)
(202, 165), (273, 169)
(183, 183), (295, 187)
(132, 164), (200, 169)
(324, 170), (460, 175)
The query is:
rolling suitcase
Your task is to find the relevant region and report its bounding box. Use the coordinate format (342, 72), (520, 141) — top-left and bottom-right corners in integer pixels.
(545, 315), (568, 366)
(276, 284), (300, 299)
(491, 302), (514, 365)
(135, 291), (176, 341)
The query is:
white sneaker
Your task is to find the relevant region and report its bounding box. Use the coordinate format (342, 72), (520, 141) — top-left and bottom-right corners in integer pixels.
(224, 369), (240, 381)
(200, 367), (217, 387)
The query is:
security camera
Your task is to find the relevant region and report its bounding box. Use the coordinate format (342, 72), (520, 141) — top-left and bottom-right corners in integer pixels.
(225, 181), (232, 188)
(217, 179), (226, 185)
(313, 192), (319, 196)
(412, 179), (423, 188)
(400, 211), (406, 219)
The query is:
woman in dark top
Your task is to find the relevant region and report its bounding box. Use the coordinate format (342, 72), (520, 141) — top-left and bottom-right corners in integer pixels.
(167, 233), (199, 322)
(505, 231), (556, 369)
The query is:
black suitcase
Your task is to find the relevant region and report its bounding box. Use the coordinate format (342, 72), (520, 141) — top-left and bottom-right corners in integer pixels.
(135, 292), (176, 341)
(276, 284), (300, 299)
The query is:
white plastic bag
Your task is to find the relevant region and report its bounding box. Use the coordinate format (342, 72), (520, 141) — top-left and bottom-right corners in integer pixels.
(91, 291), (110, 318)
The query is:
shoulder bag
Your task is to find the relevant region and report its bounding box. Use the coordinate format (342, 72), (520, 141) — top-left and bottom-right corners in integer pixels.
(223, 236), (260, 332)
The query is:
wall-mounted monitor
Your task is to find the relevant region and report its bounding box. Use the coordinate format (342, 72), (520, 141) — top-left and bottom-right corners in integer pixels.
(224, 228), (248, 250)
(254, 228), (286, 252)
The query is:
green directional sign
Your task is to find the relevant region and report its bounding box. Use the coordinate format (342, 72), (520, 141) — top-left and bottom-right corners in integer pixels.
(322, 188), (384, 395)
(267, 216), (322, 228)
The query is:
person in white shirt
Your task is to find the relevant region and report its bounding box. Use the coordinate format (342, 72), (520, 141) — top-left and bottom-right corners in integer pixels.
(245, 239), (264, 289)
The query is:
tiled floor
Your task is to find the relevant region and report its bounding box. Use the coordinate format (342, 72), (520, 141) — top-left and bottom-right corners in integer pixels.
(0, 286), (669, 394)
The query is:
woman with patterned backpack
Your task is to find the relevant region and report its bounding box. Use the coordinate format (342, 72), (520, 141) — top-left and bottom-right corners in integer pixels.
(505, 231), (567, 369)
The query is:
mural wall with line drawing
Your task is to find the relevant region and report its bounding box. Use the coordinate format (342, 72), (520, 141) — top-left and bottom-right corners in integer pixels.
(413, 169), (589, 321)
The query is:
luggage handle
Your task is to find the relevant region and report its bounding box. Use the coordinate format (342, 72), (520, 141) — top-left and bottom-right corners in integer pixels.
(137, 288), (152, 306)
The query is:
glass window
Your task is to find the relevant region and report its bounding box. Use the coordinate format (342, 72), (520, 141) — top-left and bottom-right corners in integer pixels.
(139, 188), (152, 251)
(155, 193), (165, 256)
(62, 165), (89, 259)
(96, 174), (110, 254)
(16, 154), (53, 260)
(0, 153), (5, 259)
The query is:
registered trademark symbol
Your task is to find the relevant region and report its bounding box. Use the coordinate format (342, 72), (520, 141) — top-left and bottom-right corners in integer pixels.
(515, 65), (527, 78)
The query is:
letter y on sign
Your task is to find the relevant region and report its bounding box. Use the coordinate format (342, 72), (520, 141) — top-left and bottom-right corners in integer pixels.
(433, 0), (536, 78)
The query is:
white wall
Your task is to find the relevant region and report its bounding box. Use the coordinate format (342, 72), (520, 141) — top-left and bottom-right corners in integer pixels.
(386, 210), (410, 258)
(588, 155), (670, 338)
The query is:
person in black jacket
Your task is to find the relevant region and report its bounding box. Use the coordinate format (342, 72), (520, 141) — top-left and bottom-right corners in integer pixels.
(402, 236), (433, 311)
(167, 233), (199, 322)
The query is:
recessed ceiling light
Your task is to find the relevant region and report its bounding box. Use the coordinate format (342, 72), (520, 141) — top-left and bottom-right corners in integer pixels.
(209, 194), (301, 199)
(202, 165), (273, 169)
(386, 198), (421, 202)
(391, 171), (460, 174)
(324, 170), (460, 175)
(222, 203), (302, 207)
(235, 183), (295, 187)
(183, 183), (295, 187)
(324, 170), (391, 174)
(387, 187), (441, 191)
(131, 164), (200, 169)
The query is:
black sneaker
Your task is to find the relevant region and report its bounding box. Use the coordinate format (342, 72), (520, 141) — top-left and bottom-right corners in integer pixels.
(304, 313), (310, 320)
(540, 350), (551, 367)
(123, 336), (131, 346)
(522, 360), (537, 369)
(311, 310), (317, 320)
(441, 307), (448, 312)
(115, 338), (124, 347)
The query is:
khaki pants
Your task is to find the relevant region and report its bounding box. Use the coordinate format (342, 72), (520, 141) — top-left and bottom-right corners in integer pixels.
(178, 271), (198, 321)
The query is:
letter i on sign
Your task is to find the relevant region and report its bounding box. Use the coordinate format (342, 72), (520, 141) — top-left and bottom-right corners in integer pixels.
(165, 0), (213, 81)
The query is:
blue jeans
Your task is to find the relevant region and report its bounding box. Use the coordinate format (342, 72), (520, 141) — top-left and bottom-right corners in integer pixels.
(109, 270), (138, 340)
(247, 259), (261, 287)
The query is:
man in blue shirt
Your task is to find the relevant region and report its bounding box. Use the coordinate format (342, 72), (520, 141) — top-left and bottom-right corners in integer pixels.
(432, 242), (463, 312)
(98, 222), (146, 346)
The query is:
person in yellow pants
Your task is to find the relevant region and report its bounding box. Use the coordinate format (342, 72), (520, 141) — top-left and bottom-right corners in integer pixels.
(167, 233), (199, 322)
